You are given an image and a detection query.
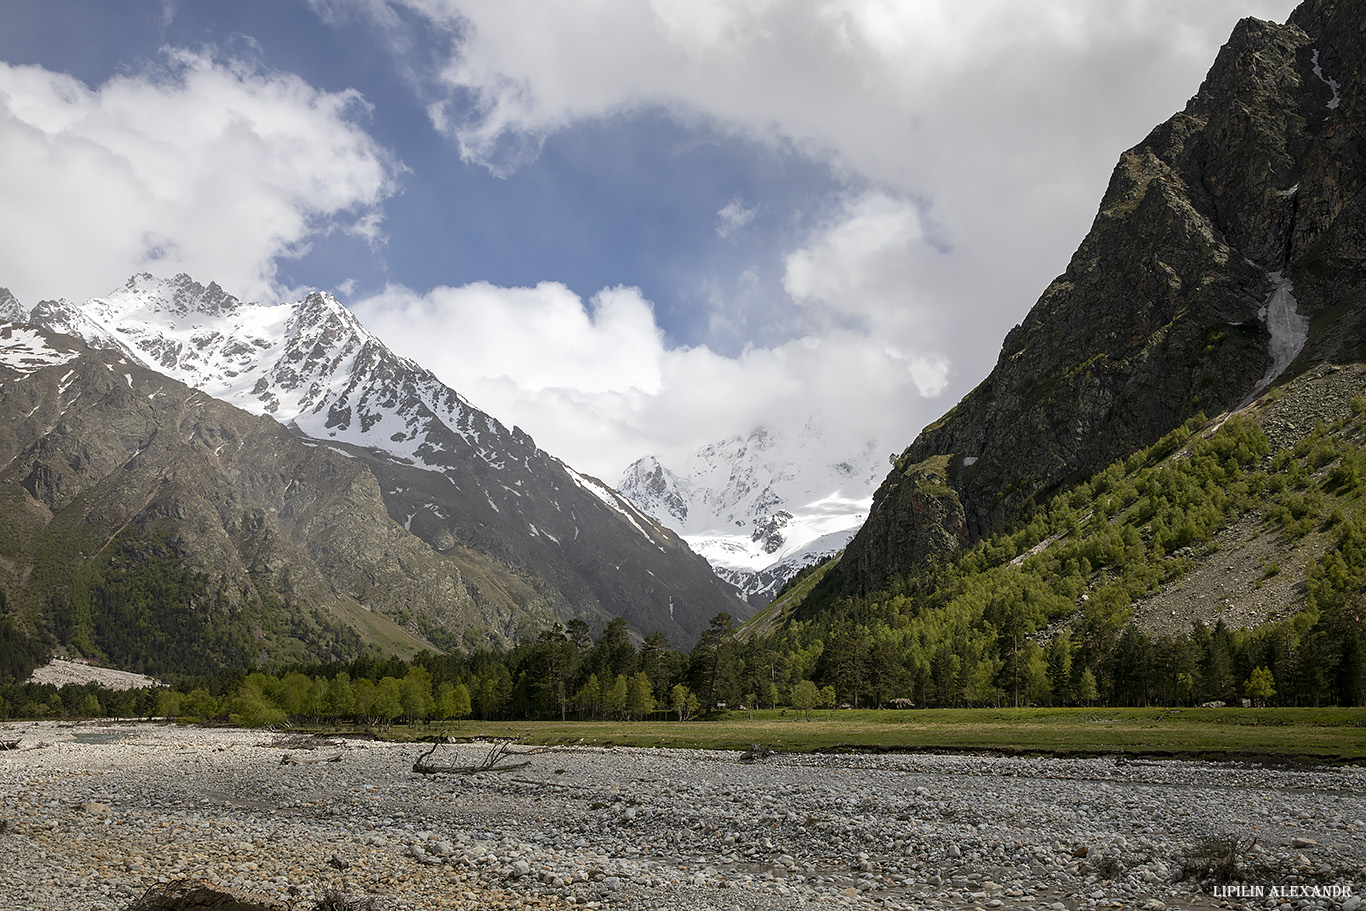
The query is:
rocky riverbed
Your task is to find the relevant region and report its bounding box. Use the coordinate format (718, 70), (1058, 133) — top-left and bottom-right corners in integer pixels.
(0, 722), (1362, 911)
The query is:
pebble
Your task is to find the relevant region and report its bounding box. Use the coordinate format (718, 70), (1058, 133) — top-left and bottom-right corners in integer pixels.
(1, 721), (1363, 911)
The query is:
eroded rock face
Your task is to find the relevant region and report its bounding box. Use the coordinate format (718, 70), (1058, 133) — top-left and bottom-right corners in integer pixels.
(837, 460), (969, 598)
(832, 0), (1366, 596)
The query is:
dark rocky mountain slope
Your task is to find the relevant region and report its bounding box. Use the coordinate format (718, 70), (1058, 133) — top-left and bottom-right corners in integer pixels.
(828, 0), (1366, 600)
(0, 309), (745, 674)
(0, 326), (496, 672)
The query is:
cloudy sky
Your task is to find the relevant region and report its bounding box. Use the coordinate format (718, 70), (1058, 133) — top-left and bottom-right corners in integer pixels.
(0, 0), (1299, 481)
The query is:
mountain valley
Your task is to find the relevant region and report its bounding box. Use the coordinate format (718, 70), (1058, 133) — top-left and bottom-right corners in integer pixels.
(2, 0), (1364, 711)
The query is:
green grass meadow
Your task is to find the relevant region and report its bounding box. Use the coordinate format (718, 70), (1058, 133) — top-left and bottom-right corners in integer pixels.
(372, 706), (1366, 763)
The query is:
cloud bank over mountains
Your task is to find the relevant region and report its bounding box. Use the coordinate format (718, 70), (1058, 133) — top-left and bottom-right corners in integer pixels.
(1, 0), (1297, 478)
(317, 0), (1298, 474)
(351, 277), (951, 477)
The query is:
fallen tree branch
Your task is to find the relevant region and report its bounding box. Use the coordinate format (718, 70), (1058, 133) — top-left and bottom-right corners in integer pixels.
(499, 744), (555, 756)
(413, 739), (532, 775)
(280, 752), (343, 765)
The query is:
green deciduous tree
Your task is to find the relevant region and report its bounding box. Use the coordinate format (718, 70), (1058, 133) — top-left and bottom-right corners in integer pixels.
(627, 672), (655, 719)
(576, 673), (602, 719)
(1245, 666), (1276, 706)
(156, 688), (184, 720)
(183, 687), (219, 721)
(401, 665), (435, 724)
(352, 677), (376, 724)
(1077, 668), (1099, 706)
(373, 677), (403, 727)
(325, 672), (356, 721)
(453, 682), (472, 724)
(227, 678), (285, 727)
(818, 685), (837, 715)
(791, 679), (818, 721)
(602, 674), (629, 719)
(670, 683), (699, 721)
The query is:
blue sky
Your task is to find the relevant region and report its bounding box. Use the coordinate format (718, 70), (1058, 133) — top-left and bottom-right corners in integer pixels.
(0, 0), (1300, 479)
(0, 0), (841, 352)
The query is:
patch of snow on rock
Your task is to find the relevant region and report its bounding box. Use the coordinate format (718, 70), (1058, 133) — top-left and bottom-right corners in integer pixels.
(1241, 271), (1309, 408)
(0, 325), (77, 375)
(1312, 49), (1341, 110)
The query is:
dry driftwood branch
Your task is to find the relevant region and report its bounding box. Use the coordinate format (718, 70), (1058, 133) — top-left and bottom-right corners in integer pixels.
(412, 739), (532, 775)
(271, 732), (339, 752)
(280, 752), (343, 766)
(500, 743), (554, 756)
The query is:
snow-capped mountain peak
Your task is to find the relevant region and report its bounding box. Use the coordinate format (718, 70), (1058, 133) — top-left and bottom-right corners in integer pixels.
(12, 273), (507, 475)
(618, 423), (883, 603)
(617, 455), (689, 525)
(103, 272), (246, 319)
(0, 288), (25, 323)
(2, 272), (750, 645)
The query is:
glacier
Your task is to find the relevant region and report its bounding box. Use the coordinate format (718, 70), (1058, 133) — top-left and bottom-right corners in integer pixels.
(618, 423), (883, 603)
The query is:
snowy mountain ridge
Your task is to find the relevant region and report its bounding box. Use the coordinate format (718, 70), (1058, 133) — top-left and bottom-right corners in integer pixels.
(23, 273), (516, 474)
(618, 424), (883, 603)
(5, 272), (748, 645)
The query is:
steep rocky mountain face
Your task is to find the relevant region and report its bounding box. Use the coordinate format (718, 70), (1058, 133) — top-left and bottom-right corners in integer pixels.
(829, 0), (1366, 599)
(618, 425), (882, 604)
(0, 289), (22, 322)
(0, 325), (507, 673)
(2, 275), (747, 663)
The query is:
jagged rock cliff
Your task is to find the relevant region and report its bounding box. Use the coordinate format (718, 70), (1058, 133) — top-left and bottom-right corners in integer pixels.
(832, 0), (1366, 597)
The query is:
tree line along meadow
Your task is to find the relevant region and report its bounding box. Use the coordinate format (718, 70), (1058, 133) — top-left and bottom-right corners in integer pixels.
(1, 410), (1365, 723)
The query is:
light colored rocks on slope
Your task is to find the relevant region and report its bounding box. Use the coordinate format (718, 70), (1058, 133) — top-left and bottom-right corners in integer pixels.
(25, 658), (161, 692)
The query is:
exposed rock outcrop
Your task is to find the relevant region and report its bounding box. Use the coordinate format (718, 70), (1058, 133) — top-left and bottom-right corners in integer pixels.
(831, 0), (1366, 597)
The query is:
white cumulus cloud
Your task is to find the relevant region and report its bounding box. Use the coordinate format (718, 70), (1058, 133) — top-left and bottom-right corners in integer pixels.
(0, 50), (399, 306)
(320, 0), (1296, 474)
(351, 280), (935, 478)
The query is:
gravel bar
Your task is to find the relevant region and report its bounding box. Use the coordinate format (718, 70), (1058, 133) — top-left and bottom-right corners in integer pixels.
(1, 721), (1362, 911)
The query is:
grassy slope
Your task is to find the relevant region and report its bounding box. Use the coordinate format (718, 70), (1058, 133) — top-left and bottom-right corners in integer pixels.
(738, 559), (837, 639)
(760, 402), (1366, 675)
